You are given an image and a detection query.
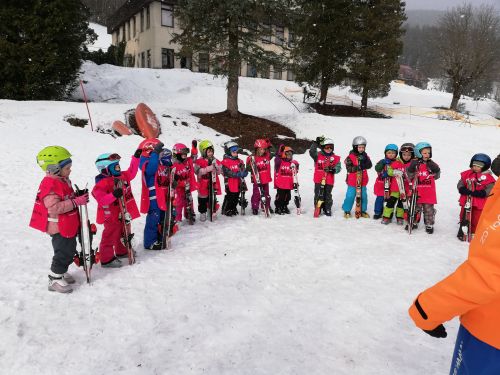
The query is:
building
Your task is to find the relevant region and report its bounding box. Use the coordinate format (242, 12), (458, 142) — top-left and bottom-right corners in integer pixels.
(107, 0), (295, 80)
(398, 65), (428, 89)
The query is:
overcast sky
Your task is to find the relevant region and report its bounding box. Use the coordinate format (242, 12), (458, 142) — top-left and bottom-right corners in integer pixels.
(404, 0), (500, 11)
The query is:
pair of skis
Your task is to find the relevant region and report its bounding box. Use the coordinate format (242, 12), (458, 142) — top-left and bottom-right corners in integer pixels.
(160, 167), (177, 249)
(207, 159), (218, 222)
(239, 163), (248, 215)
(459, 179), (474, 242)
(314, 157), (334, 218)
(74, 185), (99, 283)
(114, 179), (136, 264)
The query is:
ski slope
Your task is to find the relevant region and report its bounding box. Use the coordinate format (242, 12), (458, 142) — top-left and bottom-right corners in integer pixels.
(0, 62), (499, 375)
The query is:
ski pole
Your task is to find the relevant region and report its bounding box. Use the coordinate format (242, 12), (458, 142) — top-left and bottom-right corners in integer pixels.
(79, 80), (94, 132)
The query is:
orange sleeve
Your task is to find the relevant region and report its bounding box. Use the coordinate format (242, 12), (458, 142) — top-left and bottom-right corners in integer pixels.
(409, 179), (500, 330)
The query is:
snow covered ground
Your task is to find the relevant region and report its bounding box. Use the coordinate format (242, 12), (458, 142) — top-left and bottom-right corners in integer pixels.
(1, 63), (499, 375)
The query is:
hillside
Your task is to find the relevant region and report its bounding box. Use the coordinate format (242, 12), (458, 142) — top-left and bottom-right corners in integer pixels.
(1, 63), (499, 375)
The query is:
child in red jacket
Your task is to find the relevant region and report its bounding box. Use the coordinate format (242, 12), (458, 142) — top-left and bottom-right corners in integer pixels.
(246, 138), (274, 215)
(457, 153), (496, 240)
(30, 146), (89, 293)
(194, 139), (222, 221)
(92, 147), (141, 268)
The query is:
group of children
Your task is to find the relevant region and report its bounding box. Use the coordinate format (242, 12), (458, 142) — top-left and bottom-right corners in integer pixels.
(30, 138), (497, 293)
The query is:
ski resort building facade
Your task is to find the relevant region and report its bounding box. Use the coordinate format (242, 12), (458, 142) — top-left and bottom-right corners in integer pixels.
(107, 0), (296, 81)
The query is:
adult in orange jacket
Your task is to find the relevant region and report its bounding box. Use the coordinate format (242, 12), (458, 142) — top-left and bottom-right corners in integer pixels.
(409, 177), (500, 373)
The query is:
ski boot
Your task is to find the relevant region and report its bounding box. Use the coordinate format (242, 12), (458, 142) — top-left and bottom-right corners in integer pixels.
(63, 272), (75, 284)
(360, 212), (370, 218)
(147, 241), (164, 250)
(324, 208), (332, 217)
(200, 213), (207, 222)
(381, 217), (391, 225)
(344, 211), (351, 219)
(48, 273), (73, 293)
(283, 207), (291, 214)
(101, 257), (123, 268)
(373, 214), (382, 220)
(396, 218), (404, 225)
(425, 225), (434, 234)
(252, 208), (259, 215)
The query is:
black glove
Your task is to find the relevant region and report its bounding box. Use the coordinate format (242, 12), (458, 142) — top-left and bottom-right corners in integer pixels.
(471, 189), (487, 198)
(458, 186), (472, 196)
(112, 188), (123, 198)
(427, 160), (439, 174)
(133, 149), (142, 158)
(192, 139), (197, 149)
(153, 141), (164, 154)
(315, 136), (324, 145)
(423, 324), (447, 338)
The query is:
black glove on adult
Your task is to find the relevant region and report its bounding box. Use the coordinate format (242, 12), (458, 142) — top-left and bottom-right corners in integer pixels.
(458, 186), (472, 196)
(423, 324), (447, 338)
(112, 188), (123, 198)
(153, 142), (165, 154)
(133, 149), (142, 158)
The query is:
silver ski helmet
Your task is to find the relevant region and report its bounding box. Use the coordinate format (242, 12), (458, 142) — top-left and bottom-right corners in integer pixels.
(321, 138), (334, 149)
(352, 136), (367, 152)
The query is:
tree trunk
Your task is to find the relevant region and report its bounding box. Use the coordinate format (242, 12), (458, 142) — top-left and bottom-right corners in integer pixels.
(226, 18), (239, 118)
(361, 85), (368, 110)
(450, 85), (462, 111)
(319, 74), (330, 103)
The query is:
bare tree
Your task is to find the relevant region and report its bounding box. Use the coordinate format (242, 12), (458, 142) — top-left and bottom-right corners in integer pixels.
(432, 4), (500, 110)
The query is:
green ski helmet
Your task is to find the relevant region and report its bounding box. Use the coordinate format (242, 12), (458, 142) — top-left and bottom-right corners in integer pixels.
(198, 140), (214, 157)
(36, 146), (72, 173)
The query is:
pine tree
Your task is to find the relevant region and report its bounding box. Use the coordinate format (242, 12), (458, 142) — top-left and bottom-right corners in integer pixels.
(173, 0), (291, 117)
(291, 1), (356, 102)
(348, 0), (406, 110)
(0, 0), (95, 100)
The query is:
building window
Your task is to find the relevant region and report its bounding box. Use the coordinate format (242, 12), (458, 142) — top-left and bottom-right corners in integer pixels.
(276, 26), (284, 46)
(180, 56), (192, 70)
(161, 5), (174, 27)
(121, 25), (125, 42)
(287, 70), (295, 81)
(198, 53), (209, 73)
(147, 49), (151, 68)
(273, 67), (282, 80)
(140, 9), (144, 32)
(247, 64), (257, 78)
(288, 31), (295, 48)
(127, 21), (131, 40)
(132, 16), (136, 37)
(146, 5), (150, 29)
(141, 52), (145, 68)
(162, 48), (175, 69)
(261, 21), (271, 44)
(115, 30), (119, 43)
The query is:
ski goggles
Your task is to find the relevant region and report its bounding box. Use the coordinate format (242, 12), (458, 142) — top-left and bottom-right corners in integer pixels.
(96, 153), (121, 162)
(323, 145), (333, 150)
(176, 148), (190, 155)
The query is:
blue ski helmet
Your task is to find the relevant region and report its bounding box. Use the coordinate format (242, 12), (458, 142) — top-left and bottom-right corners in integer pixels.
(415, 142), (432, 159)
(95, 153), (121, 176)
(470, 153), (491, 171)
(384, 144), (398, 154)
(160, 148), (173, 166)
(224, 141), (239, 156)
